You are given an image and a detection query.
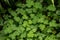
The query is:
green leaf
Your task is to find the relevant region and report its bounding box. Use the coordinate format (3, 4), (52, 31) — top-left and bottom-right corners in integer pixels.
(56, 10), (60, 15)
(3, 15), (9, 20)
(22, 15), (28, 19)
(26, 0), (34, 7)
(6, 38), (10, 40)
(4, 24), (16, 34)
(23, 21), (29, 27)
(9, 34), (16, 40)
(16, 2), (26, 8)
(43, 20), (49, 25)
(13, 31), (20, 36)
(17, 26), (25, 33)
(26, 27), (31, 31)
(8, 9), (17, 16)
(19, 39), (24, 40)
(39, 24), (46, 31)
(47, 27), (53, 33)
(19, 19), (23, 25)
(27, 38), (32, 40)
(49, 20), (57, 27)
(38, 15), (45, 23)
(47, 5), (56, 11)
(37, 33), (46, 40)
(56, 32), (60, 37)
(28, 20), (32, 24)
(30, 14), (35, 18)
(45, 35), (57, 40)
(20, 32), (26, 38)
(38, 36), (43, 40)
(32, 8), (37, 13)
(31, 28), (37, 32)
(7, 19), (14, 25)
(32, 16), (39, 24)
(0, 35), (6, 40)
(25, 9), (32, 13)
(34, 2), (42, 9)
(16, 8), (26, 15)
(14, 16), (20, 22)
(27, 31), (34, 37)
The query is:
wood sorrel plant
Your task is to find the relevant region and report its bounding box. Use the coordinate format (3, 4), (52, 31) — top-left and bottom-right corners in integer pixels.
(0, 0), (60, 40)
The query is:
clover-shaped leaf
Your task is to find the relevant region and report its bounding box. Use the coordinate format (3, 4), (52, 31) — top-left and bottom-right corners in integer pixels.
(14, 16), (20, 22)
(26, 0), (34, 7)
(47, 5), (56, 11)
(16, 8), (26, 15)
(34, 2), (42, 9)
(28, 20), (32, 24)
(39, 24), (46, 31)
(22, 15), (28, 19)
(49, 20), (57, 27)
(45, 35), (57, 40)
(27, 31), (34, 37)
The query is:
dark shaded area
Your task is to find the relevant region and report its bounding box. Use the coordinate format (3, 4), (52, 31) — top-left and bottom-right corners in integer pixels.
(13, 21), (19, 27)
(36, 27), (42, 32)
(0, 26), (3, 31)
(54, 0), (58, 9)
(18, 13), (23, 18)
(0, 0), (9, 9)
(55, 27), (60, 35)
(42, 0), (49, 7)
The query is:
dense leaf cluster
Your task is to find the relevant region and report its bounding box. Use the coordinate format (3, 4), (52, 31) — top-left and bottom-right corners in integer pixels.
(0, 0), (60, 40)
